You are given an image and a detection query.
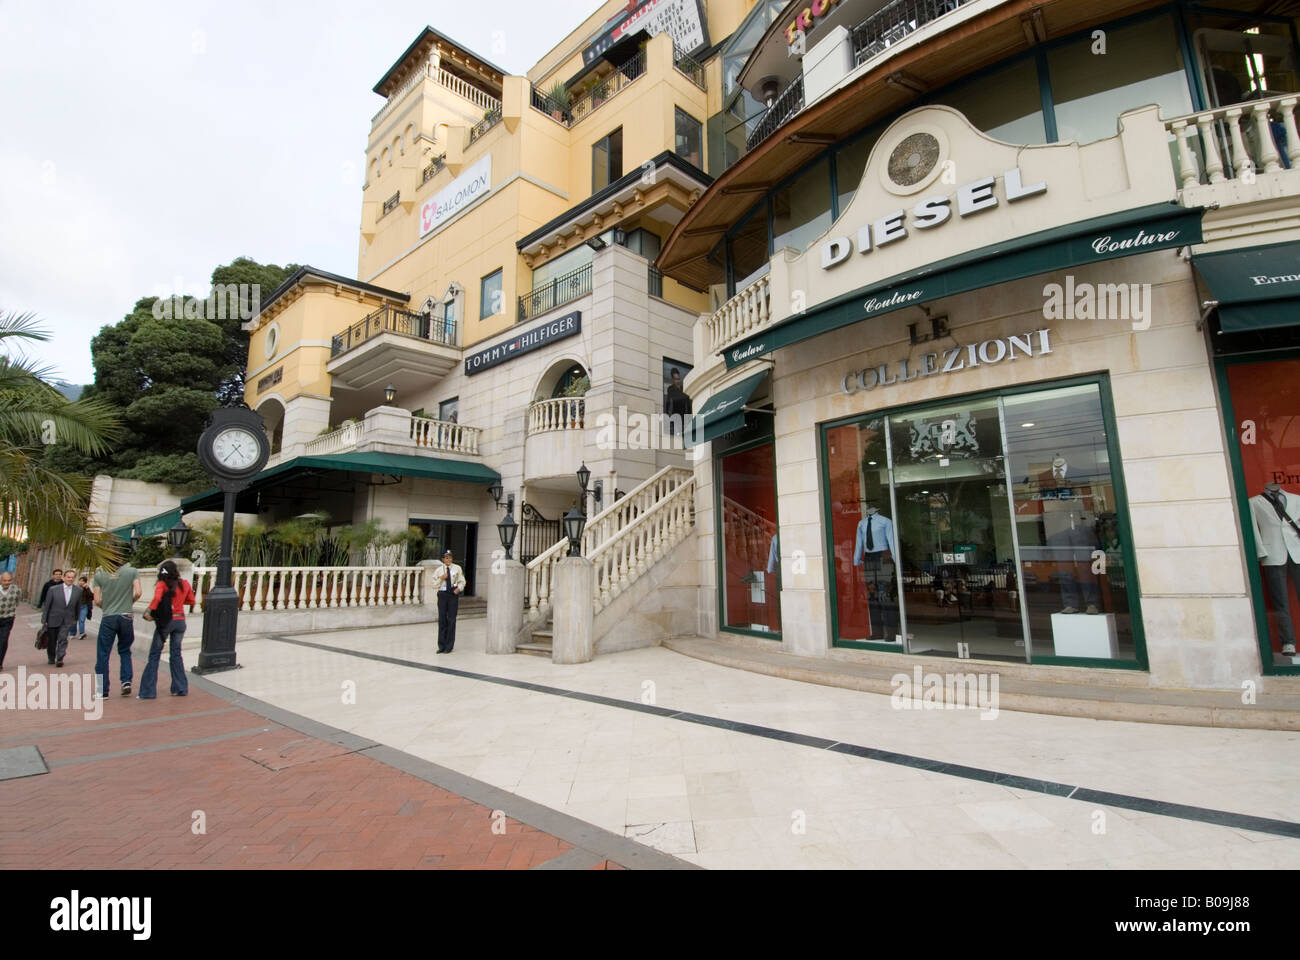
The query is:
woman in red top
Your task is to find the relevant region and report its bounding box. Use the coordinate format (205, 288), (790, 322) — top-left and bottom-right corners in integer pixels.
(138, 560), (195, 699)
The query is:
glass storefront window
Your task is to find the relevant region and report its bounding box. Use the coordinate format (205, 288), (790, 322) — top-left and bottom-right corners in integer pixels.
(938, 56), (1046, 144)
(1047, 14), (1192, 145)
(825, 380), (1138, 663)
(772, 157), (833, 254)
(1224, 358), (1300, 665)
(719, 442), (781, 634)
(727, 205), (770, 295)
(834, 130), (880, 216)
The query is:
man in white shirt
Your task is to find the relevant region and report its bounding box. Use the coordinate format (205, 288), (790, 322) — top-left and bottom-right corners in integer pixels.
(1250, 485), (1300, 654)
(436, 550), (467, 654)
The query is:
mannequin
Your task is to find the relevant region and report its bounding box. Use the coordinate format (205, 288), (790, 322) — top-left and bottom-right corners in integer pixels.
(1049, 508), (1101, 614)
(1249, 482), (1300, 655)
(766, 533), (779, 575)
(853, 504), (898, 641)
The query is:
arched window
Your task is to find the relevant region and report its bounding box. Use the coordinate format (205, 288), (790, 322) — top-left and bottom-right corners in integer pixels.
(551, 364), (589, 399)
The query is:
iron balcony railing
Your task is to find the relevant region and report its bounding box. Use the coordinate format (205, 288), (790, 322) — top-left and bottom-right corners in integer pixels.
(517, 263), (593, 322)
(468, 107), (503, 146)
(648, 266), (664, 298)
(852, 0), (971, 67)
(330, 305), (458, 358)
(673, 44), (706, 90)
(745, 75), (804, 152)
(420, 154), (447, 186)
(381, 192), (400, 217)
(530, 49), (647, 127)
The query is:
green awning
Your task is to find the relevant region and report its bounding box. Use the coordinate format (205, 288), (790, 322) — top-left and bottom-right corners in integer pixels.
(723, 203), (1205, 368)
(685, 370), (770, 448)
(180, 452), (501, 513)
(110, 508), (182, 542)
(1193, 241), (1300, 332)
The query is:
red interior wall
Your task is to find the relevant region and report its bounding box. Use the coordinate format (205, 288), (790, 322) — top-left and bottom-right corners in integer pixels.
(719, 443), (781, 632)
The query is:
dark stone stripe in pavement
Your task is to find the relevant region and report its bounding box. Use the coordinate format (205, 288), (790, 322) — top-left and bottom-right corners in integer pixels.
(267, 635), (1300, 843)
(0, 708), (242, 743)
(184, 652), (697, 870)
(46, 726), (276, 767)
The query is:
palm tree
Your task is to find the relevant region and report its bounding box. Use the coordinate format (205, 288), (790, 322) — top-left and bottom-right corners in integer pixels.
(0, 311), (124, 571)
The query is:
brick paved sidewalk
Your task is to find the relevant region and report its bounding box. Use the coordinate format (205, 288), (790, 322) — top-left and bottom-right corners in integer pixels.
(0, 618), (645, 870)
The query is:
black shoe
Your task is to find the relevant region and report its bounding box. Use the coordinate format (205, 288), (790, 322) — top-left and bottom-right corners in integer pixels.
(121, 682), (131, 696)
(56, 659), (63, 667)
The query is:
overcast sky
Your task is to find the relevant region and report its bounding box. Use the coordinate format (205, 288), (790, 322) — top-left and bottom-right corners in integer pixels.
(0, 0), (600, 385)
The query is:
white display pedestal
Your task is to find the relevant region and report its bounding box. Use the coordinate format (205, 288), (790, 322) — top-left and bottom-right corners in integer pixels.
(1050, 612), (1119, 658)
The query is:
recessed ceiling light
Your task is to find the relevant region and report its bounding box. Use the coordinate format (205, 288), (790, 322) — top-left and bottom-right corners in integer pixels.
(1021, 422), (1035, 428)
(868, 460), (877, 465)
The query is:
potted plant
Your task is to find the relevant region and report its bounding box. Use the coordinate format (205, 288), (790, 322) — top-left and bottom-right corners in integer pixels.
(545, 81), (571, 122)
(560, 374), (590, 428)
(590, 78), (609, 108)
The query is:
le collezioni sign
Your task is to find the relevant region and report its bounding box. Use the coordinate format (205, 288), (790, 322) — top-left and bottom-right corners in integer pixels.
(842, 328), (1053, 394)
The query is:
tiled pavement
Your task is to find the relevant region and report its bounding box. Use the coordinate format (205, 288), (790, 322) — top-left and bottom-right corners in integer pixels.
(0, 614), (661, 869)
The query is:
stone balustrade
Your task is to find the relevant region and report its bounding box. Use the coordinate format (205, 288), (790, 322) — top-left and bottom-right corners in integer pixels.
(705, 272), (771, 356)
(1166, 94), (1300, 188)
(191, 566), (424, 611)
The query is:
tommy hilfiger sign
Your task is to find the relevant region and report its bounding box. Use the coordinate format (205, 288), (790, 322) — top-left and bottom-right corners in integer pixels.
(464, 311), (581, 376)
(842, 329), (1053, 394)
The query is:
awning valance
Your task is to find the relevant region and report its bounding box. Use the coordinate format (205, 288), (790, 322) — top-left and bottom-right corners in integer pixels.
(685, 370), (770, 448)
(180, 452), (501, 513)
(1193, 241), (1300, 333)
(723, 203), (1205, 369)
(110, 508), (182, 542)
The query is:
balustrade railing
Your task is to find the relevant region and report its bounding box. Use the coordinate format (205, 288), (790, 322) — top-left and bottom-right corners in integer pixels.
(705, 272), (771, 354)
(467, 108), (503, 145)
(851, 0), (971, 66)
(421, 154), (447, 185)
(745, 75), (803, 152)
(673, 44), (706, 90)
(437, 67), (501, 114)
(530, 49), (646, 127)
(1166, 94), (1300, 189)
(410, 415), (481, 455)
(305, 421), (363, 457)
(527, 397), (586, 434)
(192, 566), (424, 612)
(525, 466), (694, 621)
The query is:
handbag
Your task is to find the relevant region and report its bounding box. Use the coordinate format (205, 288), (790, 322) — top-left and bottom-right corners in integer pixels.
(35, 626), (48, 650)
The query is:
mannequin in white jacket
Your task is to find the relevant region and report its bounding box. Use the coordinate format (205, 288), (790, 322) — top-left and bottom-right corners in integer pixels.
(1249, 483), (1300, 654)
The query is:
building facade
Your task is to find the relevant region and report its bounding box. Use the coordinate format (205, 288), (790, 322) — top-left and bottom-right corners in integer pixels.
(660, 0), (1300, 689)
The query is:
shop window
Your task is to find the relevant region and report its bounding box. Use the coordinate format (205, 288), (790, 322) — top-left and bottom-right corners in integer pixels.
(1047, 14), (1192, 145)
(938, 56), (1046, 144)
(675, 107), (703, 167)
(772, 157), (833, 254)
(834, 130), (880, 216)
(719, 442), (781, 634)
(439, 397), (459, 424)
(825, 381), (1138, 663)
(1225, 358), (1300, 665)
(1187, 15), (1299, 107)
(592, 127), (624, 191)
(480, 268), (502, 320)
(727, 204), (769, 296)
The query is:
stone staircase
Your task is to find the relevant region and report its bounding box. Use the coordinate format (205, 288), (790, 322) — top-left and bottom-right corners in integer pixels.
(458, 596), (488, 620)
(520, 465), (696, 656)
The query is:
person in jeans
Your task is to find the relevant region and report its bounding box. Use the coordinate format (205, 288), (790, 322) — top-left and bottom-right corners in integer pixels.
(139, 561), (194, 698)
(0, 571), (18, 669)
(76, 576), (93, 638)
(93, 561), (141, 697)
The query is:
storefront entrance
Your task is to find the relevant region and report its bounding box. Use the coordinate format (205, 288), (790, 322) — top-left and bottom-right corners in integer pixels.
(823, 378), (1142, 665)
(409, 519), (478, 596)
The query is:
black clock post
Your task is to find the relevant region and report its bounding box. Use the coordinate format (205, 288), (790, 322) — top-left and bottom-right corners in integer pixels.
(193, 407), (271, 674)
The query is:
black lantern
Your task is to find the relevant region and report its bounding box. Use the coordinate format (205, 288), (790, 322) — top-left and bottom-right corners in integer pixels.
(129, 526), (140, 553)
(562, 507), (586, 557)
(497, 510), (518, 560)
(384, 384), (397, 404)
(487, 481), (504, 506)
(167, 518), (191, 554)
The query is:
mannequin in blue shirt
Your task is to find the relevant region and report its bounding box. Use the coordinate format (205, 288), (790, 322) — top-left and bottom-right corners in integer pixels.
(852, 505), (898, 641)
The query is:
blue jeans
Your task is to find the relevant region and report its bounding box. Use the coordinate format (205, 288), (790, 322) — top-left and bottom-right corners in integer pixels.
(77, 607), (87, 636)
(95, 614), (135, 694)
(138, 620), (188, 698)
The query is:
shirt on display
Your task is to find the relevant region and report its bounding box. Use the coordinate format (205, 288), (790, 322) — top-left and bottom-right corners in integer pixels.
(853, 513), (895, 563)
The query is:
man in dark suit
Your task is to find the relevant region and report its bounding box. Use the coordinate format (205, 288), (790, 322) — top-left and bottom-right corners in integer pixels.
(37, 568), (62, 608)
(41, 569), (82, 667)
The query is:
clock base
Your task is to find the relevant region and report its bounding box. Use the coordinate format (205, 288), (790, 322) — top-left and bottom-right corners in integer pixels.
(198, 587), (241, 673)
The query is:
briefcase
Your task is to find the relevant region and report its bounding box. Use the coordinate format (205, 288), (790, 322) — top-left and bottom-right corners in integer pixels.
(35, 627), (48, 650)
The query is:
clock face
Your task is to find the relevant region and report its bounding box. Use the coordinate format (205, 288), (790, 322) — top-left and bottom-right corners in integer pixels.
(212, 427), (261, 472)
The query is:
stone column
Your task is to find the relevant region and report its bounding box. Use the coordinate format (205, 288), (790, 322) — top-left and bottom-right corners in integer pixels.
(487, 559), (525, 654)
(551, 556), (594, 664)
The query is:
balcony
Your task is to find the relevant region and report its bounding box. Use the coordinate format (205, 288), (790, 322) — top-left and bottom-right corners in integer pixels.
(530, 49), (646, 128)
(517, 263), (592, 322)
(294, 412), (482, 464)
(327, 304), (459, 390)
(524, 397), (587, 484)
(372, 62), (502, 127)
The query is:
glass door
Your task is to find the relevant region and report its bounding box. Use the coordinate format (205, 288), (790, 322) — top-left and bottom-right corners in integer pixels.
(889, 399), (1026, 662)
